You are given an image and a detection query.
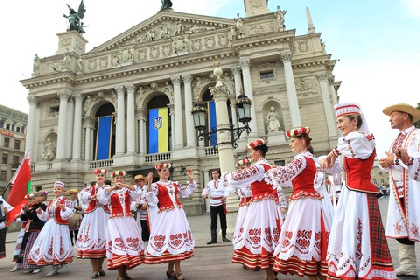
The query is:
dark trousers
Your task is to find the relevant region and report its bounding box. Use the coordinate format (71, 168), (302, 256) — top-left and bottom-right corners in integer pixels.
(70, 229), (78, 246)
(140, 220), (150, 242)
(210, 205), (227, 235)
(0, 227), (7, 259)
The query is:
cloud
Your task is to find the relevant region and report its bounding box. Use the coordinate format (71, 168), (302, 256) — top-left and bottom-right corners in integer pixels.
(400, 0), (420, 18)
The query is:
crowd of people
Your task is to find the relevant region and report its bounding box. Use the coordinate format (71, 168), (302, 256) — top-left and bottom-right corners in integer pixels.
(1, 101), (420, 280)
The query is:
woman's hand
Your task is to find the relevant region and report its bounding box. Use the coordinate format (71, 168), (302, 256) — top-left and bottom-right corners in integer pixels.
(36, 207), (42, 214)
(187, 169), (194, 182)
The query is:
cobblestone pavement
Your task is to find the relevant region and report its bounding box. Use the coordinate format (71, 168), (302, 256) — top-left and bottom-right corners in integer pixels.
(0, 197), (418, 280)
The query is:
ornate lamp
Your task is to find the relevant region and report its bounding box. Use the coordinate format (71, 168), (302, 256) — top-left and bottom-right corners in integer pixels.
(191, 98), (207, 132)
(236, 89), (252, 125)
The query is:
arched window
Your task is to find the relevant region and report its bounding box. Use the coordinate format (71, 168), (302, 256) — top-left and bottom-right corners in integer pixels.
(94, 103), (116, 160)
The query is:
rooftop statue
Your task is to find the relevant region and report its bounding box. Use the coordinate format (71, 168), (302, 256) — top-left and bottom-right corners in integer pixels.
(63, 0), (86, 34)
(161, 0), (173, 11)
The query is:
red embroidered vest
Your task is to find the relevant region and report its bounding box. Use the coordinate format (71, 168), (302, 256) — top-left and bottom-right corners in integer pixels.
(110, 192), (132, 218)
(48, 198), (69, 225)
(251, 164), (275, 201)
(157, 183), (182, 211)
(85, 185), (111, 214)
(343, 150), (379, 193)
(292, 157), (317, 194)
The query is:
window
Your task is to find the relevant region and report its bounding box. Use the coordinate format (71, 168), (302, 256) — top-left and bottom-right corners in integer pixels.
(14, 139), (21, 150)
(49, 106), (59, 115)
(6, 123), (10, 130)
(1, 154), (7, 164)
(0, 171), (6, 181)
(35, 186), (43, 192)
(16, 127), (21, 133)
(274, 160), (286, 166)
(379, 171), (383, 176)
(380, 179), (385, 184)
(373, 179), (378, 185)
(4, 137), (9, 147)
(259, 70), (274, 80)
(13, 156), (19, 164)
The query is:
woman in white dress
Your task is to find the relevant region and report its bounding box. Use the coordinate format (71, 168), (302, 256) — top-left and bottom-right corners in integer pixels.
(76, 169), (110, 278)
(266, 127), (330, 280)
(223, 139), (281, 280)
(320, 103), (396, 280)
(145, 163), (196, 280)
(29, 181), (73, 277)
(98, 170), (144, 280)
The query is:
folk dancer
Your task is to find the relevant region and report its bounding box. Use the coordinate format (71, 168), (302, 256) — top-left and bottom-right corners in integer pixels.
(379, 103), (420, 277)
(203, 169), (230, 244)
(0, 195), (13, 260)
(320, 103), (396, 280)
(10, 202), (29, 272)
(145, 163), (196, 280)
(98, 170), (144, 280)
(76, 169), (110, 278)
(223, 139), (281, 280)
(65, 188), (84, 246)
(28, 181), (73, 277)
(266, 127), (330, 279)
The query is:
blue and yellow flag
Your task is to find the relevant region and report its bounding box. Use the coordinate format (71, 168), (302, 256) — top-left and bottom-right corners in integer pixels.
(207, 101), (217, 146)
(148, 107), (169, 154)
(95, 116), (113, 160)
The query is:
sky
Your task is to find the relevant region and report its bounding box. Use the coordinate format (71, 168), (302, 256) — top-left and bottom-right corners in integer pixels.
(1, 0), (420, 156)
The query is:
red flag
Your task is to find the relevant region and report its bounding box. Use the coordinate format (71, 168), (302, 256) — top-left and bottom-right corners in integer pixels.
(6, 153), (31, 226)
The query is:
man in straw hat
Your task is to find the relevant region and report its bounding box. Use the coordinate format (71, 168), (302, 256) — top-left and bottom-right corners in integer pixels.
(65, 188), (84, 246)
(379, 103), (420, 277)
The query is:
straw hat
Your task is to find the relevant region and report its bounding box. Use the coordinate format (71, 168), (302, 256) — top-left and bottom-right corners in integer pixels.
(64, 188), (79, 196)
(382, 103), (420, 122)
(131, 174), (145, 185)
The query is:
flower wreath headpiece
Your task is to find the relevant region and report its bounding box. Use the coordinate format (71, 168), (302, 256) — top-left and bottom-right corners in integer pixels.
(111, 170), (126, 178)
(246, 138), (267, 150)
(155, 163), (172, 171)
(93, 169), (108, 175)
(236, 157), (252, 167)
(34, 191), (48, 197)
(24, 193), (35, 200)
(286, 126), (310, 139)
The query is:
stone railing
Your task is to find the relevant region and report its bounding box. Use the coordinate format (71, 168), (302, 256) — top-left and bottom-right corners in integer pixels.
(89, 159), (114, 169)
(204, 146), (218, 156)
(145, 152), (172, 163)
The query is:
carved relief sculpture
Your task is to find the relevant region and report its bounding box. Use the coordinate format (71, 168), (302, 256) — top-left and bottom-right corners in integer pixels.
(41, 138), (56, 161)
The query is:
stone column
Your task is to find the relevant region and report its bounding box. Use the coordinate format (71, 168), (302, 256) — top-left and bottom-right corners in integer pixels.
(26, 96), (38, 156)
(138, 109), (146, 155)
(239, 58), (258, 136)
(84, 117), (95, 161)
(72, 94), (84, 160)
(171, 76), (183, 149)
(65, 97), (75, 159)
(182, 74), (195, 147)
(281, 51), (301, 128)
(56, 90), (71, 160)
(329, 76), (338, 105)
(115, 85), (126, 155)
(318, 73), (337, 137)
(125, 83), (136, 154)
(168, 103), (175, 150)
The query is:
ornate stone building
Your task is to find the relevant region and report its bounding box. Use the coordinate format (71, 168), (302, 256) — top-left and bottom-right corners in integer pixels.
(0, 105), (27, 195)
(21, 2), (341, 214)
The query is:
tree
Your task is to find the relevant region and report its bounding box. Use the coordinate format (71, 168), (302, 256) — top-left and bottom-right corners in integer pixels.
(415, 103), (420, 129)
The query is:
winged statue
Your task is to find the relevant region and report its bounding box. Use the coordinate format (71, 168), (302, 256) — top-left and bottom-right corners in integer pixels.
(63, 0), (86, 34)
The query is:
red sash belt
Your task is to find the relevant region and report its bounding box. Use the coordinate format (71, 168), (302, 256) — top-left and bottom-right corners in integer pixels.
(211, 196), (228, 214)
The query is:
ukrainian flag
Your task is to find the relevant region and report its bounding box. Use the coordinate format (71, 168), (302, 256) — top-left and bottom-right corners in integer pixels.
(148, 107), (169, 154)
(95, 116), (113, 160)
(208, 101), (217, 146)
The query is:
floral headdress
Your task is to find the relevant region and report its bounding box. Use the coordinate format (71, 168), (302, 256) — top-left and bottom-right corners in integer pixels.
(93, 169), (108, 175)
(34, 191), (48, 197)
(286, 126), (310, 139)
(155, 163), (172, 171)
(111, 170), (126, 178)
(334, 103), (361, 118)
(246, 138), (267, 150)
(236, 157), (252, 167)
(54, 181), (65, 188)
(24, 193), (35, 200)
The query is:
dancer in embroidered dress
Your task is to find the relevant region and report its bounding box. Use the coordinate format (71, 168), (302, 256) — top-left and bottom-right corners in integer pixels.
(145, 163), (196, 280)
(225, 158), (253, 248)
(320, 103), (396, 280)
(265, 127), (329, 280)
(28, 181), (73, 277)
(76, 169), (110, 278)
(223, 139), (280, 280)
(18, 192), (47, 274)
(10, 204), (28, 272)
(98, 170), (144, 280)
(379, 103), (420, 277)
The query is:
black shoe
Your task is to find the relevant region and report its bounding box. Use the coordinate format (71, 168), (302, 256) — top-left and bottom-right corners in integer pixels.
(222, 236), (231, 242)
(206, 239), (217, 244)
(98, 269), (106, 277)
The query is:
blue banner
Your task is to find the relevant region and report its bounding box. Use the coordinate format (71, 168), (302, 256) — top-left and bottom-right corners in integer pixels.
(148, 108), (169, 154)
(208, 101), (217, 146)
(95, 116), (113, 160)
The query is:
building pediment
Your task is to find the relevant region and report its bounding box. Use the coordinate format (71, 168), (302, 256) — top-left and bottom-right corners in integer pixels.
(89, 10), (234, 54)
